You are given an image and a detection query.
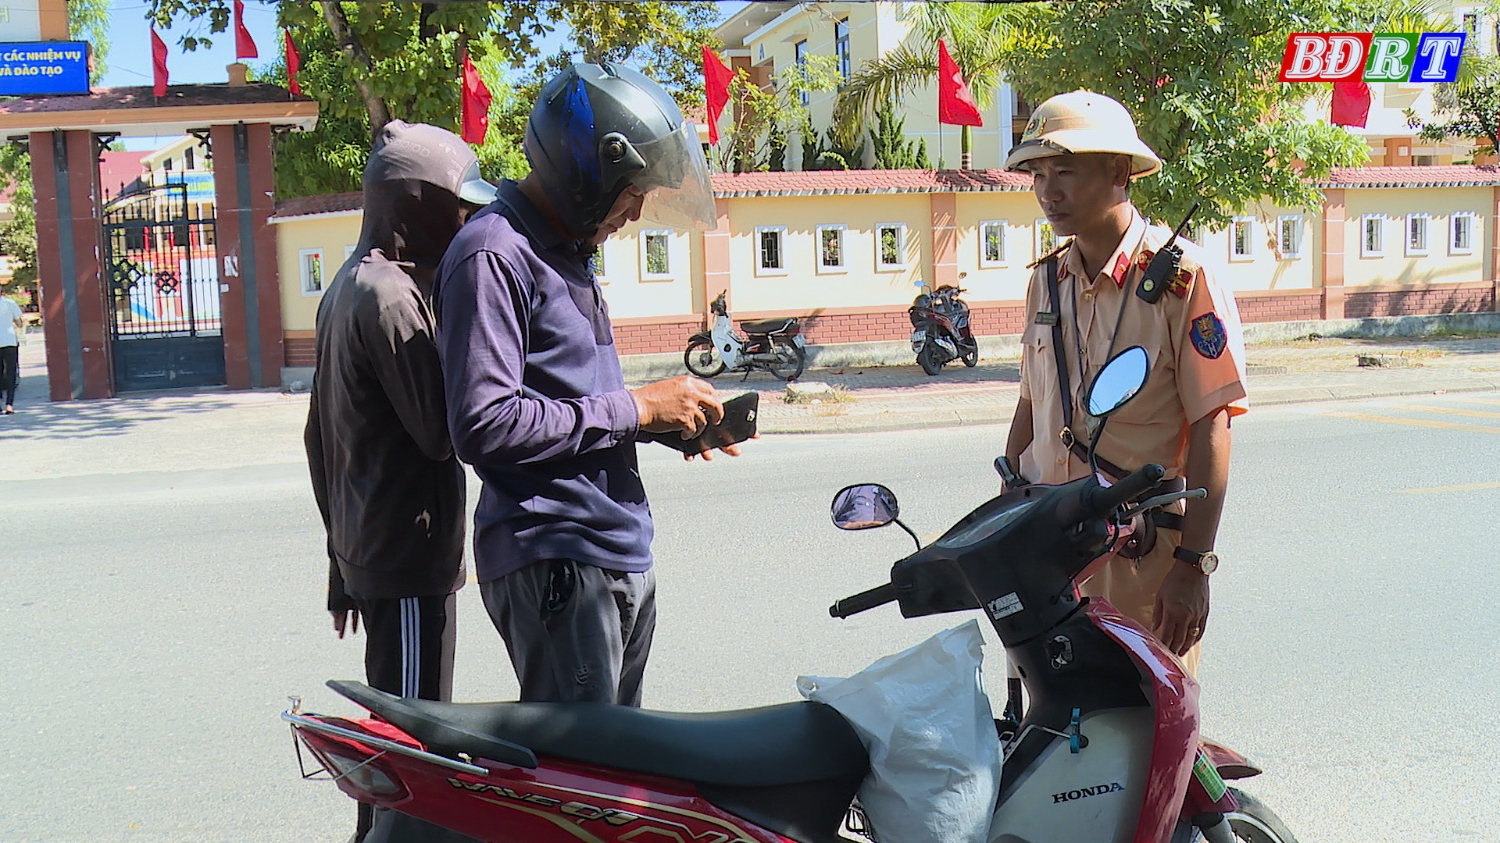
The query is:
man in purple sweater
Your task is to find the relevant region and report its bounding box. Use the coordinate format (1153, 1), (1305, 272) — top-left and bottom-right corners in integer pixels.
(434, 64), (726, 705)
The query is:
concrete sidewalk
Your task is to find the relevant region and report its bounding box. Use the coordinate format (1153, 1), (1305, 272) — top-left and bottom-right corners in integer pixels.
(632, 334), (1500, 434)
(5, 326), (1500, 480)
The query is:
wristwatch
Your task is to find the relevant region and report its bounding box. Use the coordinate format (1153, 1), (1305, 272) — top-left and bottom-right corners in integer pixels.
(1173, 546), (1219, 575)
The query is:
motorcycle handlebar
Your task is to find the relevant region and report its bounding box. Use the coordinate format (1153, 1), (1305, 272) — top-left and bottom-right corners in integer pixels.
(829, 583), (897, 618)
(1079, 464), (1166, 519)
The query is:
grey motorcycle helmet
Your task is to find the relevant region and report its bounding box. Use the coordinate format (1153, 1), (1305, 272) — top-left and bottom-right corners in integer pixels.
(523, 63), (716, 241)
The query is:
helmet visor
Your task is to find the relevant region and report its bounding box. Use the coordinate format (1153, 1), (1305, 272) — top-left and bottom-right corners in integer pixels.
(632, 121), (716, 231)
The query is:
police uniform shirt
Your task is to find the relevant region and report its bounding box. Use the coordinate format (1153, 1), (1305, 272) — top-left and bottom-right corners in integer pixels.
(1018, 210), (1249, 488)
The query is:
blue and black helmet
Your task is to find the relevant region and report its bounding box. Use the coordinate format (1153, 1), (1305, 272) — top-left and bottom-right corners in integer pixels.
(524, 63), (715, 240)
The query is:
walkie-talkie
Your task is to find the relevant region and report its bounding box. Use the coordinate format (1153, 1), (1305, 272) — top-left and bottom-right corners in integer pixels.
(1136, 202), (1200, 304)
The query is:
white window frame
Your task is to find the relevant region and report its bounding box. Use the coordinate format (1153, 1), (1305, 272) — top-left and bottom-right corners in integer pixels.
(1229, 217), (1254, 262)
(1361, 214), (1385, 258)
(344, 244), (356, 261)
(875, 222), (907, 270)
(1451, 212), (1477, 255)
(639, 229), (673, 280)
(299, 248), (324, 296)
(1276, 215), (1303, 259)
(756, 225), (788, 276)
(979, 219), (1008, 268)
(817, 224), (848, 274)
(1405, 213), (1430, 256)
(1034, 218), (1055, 261)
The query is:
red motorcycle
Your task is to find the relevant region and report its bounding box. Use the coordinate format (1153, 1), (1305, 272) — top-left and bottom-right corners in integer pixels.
(284, 346), (1295, 843)
(909, 282), (979, 375)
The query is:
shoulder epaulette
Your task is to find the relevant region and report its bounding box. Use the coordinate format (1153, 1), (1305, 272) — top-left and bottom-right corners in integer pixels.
(1027, 238), (1074, 269)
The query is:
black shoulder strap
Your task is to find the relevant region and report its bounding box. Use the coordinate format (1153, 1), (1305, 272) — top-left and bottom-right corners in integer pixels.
(1045, 255), (1138, 481)
(1044, 256), (1072, 434)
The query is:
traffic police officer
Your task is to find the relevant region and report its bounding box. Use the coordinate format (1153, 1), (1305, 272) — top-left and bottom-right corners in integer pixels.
(1001, 91), (1248, 671)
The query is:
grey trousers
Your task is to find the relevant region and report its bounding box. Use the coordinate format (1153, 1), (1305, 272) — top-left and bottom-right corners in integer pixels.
(480, 559), (656, 705)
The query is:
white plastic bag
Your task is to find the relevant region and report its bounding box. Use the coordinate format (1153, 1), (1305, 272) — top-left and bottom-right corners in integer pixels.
(797, 621), (1001, 843)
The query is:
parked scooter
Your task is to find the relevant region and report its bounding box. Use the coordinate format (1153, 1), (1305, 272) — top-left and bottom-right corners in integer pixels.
(684, 292), (806, 381)
(909, 280), (979, 375)
(282, 347), (1295, 843)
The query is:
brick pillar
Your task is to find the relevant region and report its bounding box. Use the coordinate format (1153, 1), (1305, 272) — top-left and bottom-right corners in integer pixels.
(930, 192), (958, 288)
(1321, 188), (1346, 320)
(211, 122), (283, 389)
(32, 129), (109, 400)
(701, 197), (731, 324)
(1492, 186), (1500, 311)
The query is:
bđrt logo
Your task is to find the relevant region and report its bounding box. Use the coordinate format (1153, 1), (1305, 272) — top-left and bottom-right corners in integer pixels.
(1279, 32), (1466, 83)
(1052, 781), (1125, 804)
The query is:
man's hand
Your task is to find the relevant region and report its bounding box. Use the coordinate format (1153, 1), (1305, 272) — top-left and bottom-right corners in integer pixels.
(331, 608), (360, 640)
(1152, 564), (1209, 656)
(632, 376), (722, 437)
(682, 433), (758, 462)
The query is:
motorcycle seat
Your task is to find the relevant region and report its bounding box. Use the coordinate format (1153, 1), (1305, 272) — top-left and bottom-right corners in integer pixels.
(329, 680), (866, 788)
(739, 317), (796, 335)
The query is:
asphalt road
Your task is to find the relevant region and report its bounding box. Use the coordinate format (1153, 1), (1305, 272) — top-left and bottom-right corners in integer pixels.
(3, 394), (1499, 842)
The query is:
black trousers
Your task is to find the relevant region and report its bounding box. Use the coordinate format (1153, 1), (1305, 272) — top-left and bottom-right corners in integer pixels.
(0, 344), (17, 406)
(350, 593), (478, 843)
(481, 559), (656, 705)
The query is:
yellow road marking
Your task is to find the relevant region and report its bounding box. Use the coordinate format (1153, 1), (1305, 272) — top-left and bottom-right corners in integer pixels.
(1384, 404), (1500, 421)
(1322, 411), (1500, 434)
(1399, 481), (1500, 495)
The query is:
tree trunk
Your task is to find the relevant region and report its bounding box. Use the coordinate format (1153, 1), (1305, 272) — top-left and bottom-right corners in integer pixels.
(960, 125), (972, 170)
(320, 0), (391, 138)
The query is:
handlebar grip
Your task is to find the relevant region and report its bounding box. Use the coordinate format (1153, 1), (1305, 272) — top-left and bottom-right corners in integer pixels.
(830, 583), (897, 619)
(1081, 464), (1166, 518)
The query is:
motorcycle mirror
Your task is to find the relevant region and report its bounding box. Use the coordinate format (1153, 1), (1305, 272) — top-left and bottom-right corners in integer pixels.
(1086, 345), (1150, 417)
(831, 483), (900, 531)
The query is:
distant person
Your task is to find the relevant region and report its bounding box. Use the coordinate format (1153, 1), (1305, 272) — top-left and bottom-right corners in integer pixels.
(434, 63), (731, 706)
(0, 294), (22, 414)
(304, 121), (494, 843)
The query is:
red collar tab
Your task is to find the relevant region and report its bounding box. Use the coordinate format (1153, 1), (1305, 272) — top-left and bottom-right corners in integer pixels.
(1111, 252), (1131, 289)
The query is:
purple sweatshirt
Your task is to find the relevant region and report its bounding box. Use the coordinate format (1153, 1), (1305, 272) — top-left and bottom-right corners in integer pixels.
(433, 182), (650, 583)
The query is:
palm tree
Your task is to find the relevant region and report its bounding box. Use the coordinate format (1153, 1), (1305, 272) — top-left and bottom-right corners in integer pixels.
(832, 3), (1031, 170)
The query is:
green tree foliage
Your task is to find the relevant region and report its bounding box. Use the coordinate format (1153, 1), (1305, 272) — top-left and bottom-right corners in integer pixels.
(0, 145), (36, 294)
(1409, 30), (1500, 161)
(148, 1), (717, 197)
(996, 0), (1444, 228)
(804, 126), (867, 171)
(0, 0), (114, 294)
(835, 0), (1440, 224)
(835, 2), (1026, 164)
(869, 104), (930, 170)
(70, 0), (112, 82)
(715, 54), (839, 173)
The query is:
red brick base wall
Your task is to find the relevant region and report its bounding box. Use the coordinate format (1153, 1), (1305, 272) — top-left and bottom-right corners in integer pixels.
(612, 317), (705, 356)
(1345, 285), (1495, 318)
(800, 310), (911, 345)
(285, 336), (315, 367)
(1235, 291), (1324, 323)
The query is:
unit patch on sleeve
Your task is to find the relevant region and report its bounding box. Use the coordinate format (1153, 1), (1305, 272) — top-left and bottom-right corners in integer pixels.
(1190, 313), (1228, 359)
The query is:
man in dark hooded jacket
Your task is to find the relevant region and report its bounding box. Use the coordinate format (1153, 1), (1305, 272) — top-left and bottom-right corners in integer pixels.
(304, 121), (495, 843)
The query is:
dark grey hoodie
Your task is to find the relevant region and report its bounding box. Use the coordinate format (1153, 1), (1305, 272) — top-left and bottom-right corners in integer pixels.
(305, 179), (468, 609)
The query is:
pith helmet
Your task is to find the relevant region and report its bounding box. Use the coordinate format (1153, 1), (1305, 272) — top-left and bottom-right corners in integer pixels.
(1003, 90), (1162, 177)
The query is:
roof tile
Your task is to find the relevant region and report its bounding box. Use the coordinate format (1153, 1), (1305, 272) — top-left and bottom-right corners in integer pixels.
(0, 83), (312, 116)
(710, 168), (1033, 196)
(1318, 165), (1500, 188)
(272, 191), (363, 220)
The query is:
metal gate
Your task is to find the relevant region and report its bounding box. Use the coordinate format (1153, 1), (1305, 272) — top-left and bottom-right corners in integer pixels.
(103, 182), (225, 392)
